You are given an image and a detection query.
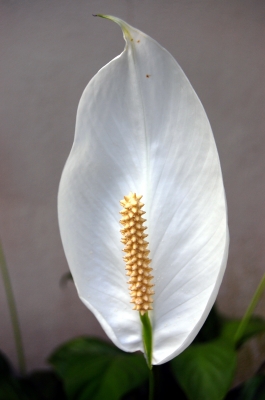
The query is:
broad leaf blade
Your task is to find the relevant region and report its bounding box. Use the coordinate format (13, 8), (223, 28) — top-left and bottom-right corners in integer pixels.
(171, 339), (237, 400)
(49, 337), (148, 400)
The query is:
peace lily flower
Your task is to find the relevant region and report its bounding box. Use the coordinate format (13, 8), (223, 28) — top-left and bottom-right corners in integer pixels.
(58, 15), (229, 366)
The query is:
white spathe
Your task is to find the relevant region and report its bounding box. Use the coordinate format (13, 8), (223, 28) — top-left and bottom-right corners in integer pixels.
(58, 15), (229, 365)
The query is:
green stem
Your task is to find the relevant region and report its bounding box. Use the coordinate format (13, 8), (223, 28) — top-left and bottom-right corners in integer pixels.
(148, 367), (154, 400)
(140, 312), (153, 370)
(234, 272), (265, 345)
(0, 239), (26, 375)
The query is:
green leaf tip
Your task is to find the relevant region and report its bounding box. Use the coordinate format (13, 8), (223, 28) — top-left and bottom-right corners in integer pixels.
(93, 14), (133, 41)
(140, 312), (153, 370)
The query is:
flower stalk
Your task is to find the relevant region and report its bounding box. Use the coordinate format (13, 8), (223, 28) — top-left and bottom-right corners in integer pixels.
(140, 311), (153, 369)
(148, 367), (155, 400)
(234, 272), (265, 345)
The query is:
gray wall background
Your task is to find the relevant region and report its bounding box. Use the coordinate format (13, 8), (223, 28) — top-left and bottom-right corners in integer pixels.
(1, 0), (265, 384)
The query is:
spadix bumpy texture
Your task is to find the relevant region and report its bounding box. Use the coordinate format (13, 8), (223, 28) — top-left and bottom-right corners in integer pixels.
(120, 192), (154, 315)
(58, 15), (229, 365)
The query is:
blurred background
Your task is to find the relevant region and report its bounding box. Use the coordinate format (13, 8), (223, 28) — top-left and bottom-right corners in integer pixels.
(0, 0), (265, 385)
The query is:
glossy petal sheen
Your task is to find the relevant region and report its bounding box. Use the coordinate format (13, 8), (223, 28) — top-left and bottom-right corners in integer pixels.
(58, 16), (229, 365)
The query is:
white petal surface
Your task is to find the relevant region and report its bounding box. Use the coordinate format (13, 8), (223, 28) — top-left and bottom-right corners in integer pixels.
(58, 16), (228, 365)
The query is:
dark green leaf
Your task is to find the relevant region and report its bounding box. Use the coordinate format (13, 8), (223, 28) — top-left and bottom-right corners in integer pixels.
(225, 374), (265, 400)
(171, 338), (237, 400)
(0, 373), (66, 400)
(0, 376), (39, 400)
(27, 371), (67, 400)
(0, 351), (28, 400)
(239, 374), (265, 399)
(49, 337), (149, 400)
(0, 377), (25, 400)
(0, 351), (13, 377)
(220, 316), (265, 348)
(0, 351), (66, 400)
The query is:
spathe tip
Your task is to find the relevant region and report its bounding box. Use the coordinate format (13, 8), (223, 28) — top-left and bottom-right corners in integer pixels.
(92, 14), (105, 18)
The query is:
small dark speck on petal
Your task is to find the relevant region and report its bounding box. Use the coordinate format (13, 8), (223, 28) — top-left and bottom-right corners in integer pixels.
(137, 40), (140, 43)
(131, 38), (133, 41)
(146, 74), (150, 78)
